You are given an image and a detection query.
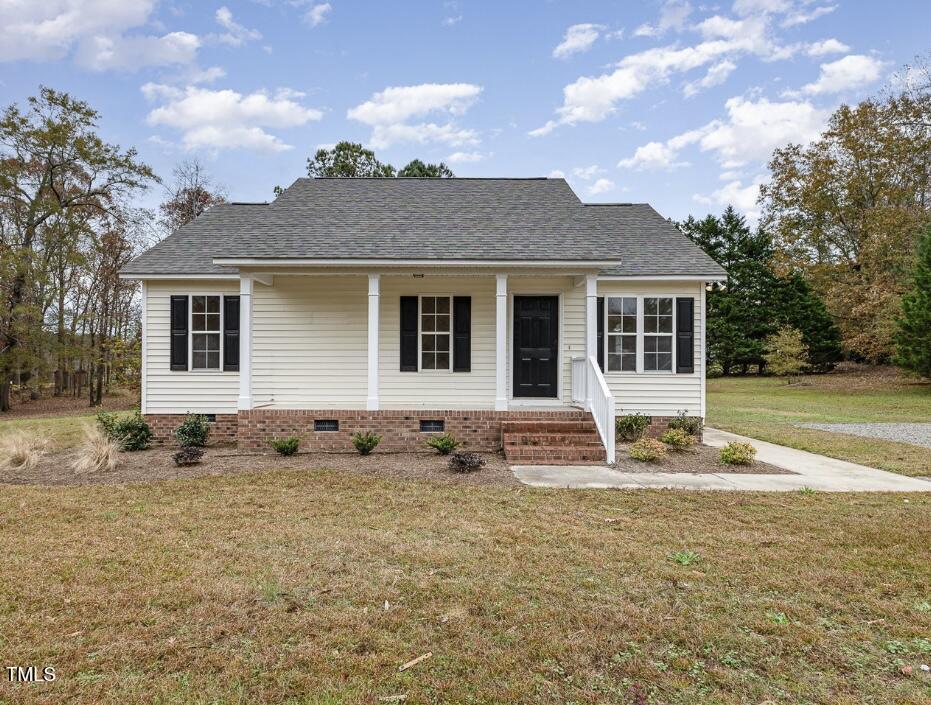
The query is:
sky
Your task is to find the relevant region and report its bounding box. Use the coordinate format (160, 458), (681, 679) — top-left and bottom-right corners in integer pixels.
(1, 0), (929, 222)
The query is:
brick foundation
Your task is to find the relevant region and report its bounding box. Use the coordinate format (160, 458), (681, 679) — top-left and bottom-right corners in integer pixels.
(621, 415), (704, 441)
(145, 413), (239, 445)
(235, 408), (590, 452)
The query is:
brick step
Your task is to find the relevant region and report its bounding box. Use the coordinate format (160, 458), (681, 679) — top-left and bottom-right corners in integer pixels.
(503, 432), (604, 447)
(504, 444), (607, 464)
(500, 420), (597, 434)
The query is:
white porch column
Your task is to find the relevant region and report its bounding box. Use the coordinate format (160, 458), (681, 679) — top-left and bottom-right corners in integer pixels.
(495, 273), (508, 411)
(585, 273), (597, 411)
(237, 275), (253, 411)
(366, 273), (380, 410)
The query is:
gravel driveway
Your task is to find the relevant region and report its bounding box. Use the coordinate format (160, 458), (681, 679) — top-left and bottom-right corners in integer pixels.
(798, 423), (931, 449)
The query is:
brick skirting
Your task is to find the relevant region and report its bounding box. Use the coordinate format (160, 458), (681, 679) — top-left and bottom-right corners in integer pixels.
(235, 408), (590, 452)
(145, 413), (239, 445)
(622, 415), (704, 441)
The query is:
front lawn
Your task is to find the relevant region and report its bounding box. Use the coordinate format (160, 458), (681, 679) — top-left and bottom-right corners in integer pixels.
(1, 470), (929, 704)
(707, 368), (931, 477)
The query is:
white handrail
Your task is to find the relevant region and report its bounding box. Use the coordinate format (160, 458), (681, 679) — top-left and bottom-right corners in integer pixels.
(571, 355), (615, 464)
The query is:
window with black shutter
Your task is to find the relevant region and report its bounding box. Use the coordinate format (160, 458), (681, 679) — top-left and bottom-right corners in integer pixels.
(675, 297), (695, 374)
(223, 296), (240, 371)
(596, 297), (604, 371)
(400, 296), (419, 371)
(452, 296), (471, 372)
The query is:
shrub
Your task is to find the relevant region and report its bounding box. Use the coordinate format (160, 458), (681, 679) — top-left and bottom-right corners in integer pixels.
(720, 442), (756, 465)
(425, 432), (460, 455)
(173, 446), (205, 467)
(0, 432), (45, 471)
(670, 550), (701, 566)
(97, 410), (153, 451)
(71, 428), (119, 474)
(628, 438), (667, 462)
(667, 411), (702, 437)
(616, 413), (652, 441)
(174, 413), (210, 447)
(270, 436), (300, 456)
(660, 428), (694, 451)
(448, 452), (485, 473)
(351, 431), (381, 455)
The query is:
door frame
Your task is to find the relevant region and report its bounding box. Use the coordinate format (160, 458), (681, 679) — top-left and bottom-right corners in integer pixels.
(509, 294), (561, 399)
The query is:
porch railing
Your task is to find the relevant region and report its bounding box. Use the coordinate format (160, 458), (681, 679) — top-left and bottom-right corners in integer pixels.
(571, 356), (616, 464)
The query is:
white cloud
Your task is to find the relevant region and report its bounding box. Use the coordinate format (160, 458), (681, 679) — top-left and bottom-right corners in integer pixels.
(683, 59), (737, 96)
(145, 86), (323, 152)
(213, 6), (261, 46)
(348, 83), (483, 148)
(620, 96), (827, 172)
(532, 12), (797, 134)
(695, 176), (766, 220)
(572, 164), (604, 180)
(782, 4), (836, 27)
(806, 38), (850, 57)
(0, 0), (155, 61)
(305, 3), (331, 27)
(547, 169), (566, 178)
(732, 0), (791, 16)
(443, 15), (463, 26)
(588, 178), (615, 194)
(633, 0), (692, 38)
(800, 54), (886, 95)
(447, 150), (485, 163)
(553, 23), (605, 59)
(75, 31), (200, 71)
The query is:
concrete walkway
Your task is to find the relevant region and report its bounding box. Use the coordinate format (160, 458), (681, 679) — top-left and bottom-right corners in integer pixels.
(512, 427), (931, 492)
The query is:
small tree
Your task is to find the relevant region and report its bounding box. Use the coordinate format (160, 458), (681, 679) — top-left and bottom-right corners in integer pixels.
(763, 326), (808, 382)
(894, 225), (931, 379)
(306, 141), (396, 177)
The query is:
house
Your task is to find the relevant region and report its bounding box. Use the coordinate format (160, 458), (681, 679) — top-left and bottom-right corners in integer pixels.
(120, 178), (725, 463)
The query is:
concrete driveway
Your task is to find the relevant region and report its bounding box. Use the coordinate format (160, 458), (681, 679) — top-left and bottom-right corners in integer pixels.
(512, 428), (931, 492)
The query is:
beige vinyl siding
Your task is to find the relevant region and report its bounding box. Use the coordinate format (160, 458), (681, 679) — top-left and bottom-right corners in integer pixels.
(252, 276), (367, 408)
(379, 276), (496, 409)
(144, 280), (240, 414)
(598, 280), (704, 417)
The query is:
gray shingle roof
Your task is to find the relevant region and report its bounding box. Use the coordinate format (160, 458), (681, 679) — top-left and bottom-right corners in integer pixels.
(121, 178), (725, 278)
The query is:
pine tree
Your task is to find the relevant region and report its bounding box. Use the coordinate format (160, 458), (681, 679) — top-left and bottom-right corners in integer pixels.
(893, 225), (931, 379)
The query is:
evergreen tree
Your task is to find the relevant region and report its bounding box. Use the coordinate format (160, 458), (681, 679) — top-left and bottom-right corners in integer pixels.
(764, 326), (808, 382)
(893, 225), (931, 378)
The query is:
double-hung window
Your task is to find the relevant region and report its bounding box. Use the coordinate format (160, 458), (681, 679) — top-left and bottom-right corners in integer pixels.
(420, 296), (451, 371)
(643, 297), (674, 371)
(606, 297), (637, 372)
(191, 295), (221, 370)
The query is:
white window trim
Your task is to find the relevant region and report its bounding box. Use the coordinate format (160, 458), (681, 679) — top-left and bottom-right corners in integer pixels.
(605, 295), (638, 375)
(189, 294), (224, 373)
(603, 294), (678, 376)
(417, 294), (453, 373)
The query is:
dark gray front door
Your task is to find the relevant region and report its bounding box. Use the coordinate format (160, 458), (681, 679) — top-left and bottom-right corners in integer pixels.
(513, 296), (558, 398)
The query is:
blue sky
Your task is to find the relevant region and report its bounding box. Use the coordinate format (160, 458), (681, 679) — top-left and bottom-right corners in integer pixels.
(1, 0), (928, 221)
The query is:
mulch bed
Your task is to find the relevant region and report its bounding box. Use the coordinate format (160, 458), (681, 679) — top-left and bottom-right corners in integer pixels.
(0, 446), (519, 487)
(612, 441), (793, 474)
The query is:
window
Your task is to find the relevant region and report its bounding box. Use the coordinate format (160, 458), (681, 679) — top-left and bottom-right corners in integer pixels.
(606, 297), (637, 372)
(420, 419), (445, 432)
(643, 297), (673, 371)
(204, 413), (217, 423)
(191, 295), (221, 370)
(314, 419), (339, 432)
(420, 296), (451, 370)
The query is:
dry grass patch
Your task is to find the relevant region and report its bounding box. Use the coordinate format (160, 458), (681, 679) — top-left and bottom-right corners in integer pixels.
(70, 428), (119, 475)
(0, 431), (46, 471)
(0, 472), (929, 704)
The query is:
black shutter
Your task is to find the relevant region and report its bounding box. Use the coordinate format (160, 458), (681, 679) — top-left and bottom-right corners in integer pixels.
(596, 297), (605, 371)
(169, 295), (188, 371)
(453, 296), (471, 372)
(676, 297), (695, 374)
(223, 296), (240, 371)
(400, 296), (419, 372)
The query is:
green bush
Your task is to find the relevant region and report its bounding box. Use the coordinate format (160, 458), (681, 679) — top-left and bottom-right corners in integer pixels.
(174, 413), (210, 448)
(448, 452), (485, 473)
(616, 413), (652, 441)
(660, 428), (694, 451)
(270, 436), (300, 456)
(351, 431), (381, 455)
(629, 437), (667, 462)
(667, 411), (703, 437)
(425, 432), (460, 455)
(96, 409), (153, 451)
(720, 442), (756, 465)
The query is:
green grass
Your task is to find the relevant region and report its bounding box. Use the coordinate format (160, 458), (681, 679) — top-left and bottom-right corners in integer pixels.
(0, 471), (929, 704)
(707, 373), (931, 477)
